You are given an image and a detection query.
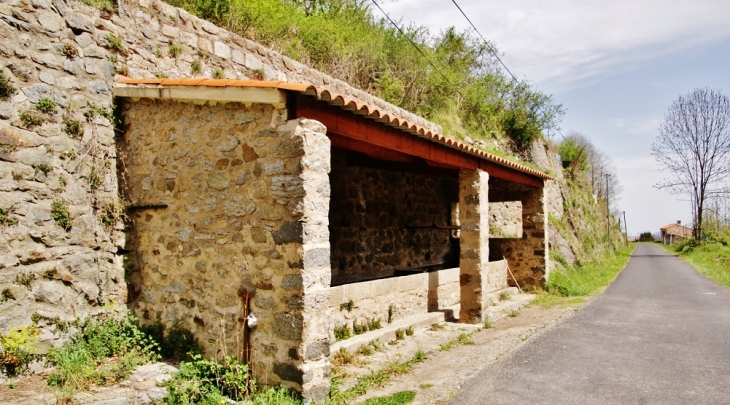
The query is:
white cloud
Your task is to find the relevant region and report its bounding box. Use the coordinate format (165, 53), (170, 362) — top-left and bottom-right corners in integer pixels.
(609, 117), (661, 135)
(378, 0), (730, 93)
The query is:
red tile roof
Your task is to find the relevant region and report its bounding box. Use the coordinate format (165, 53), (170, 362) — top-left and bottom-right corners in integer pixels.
(118, 78), (552, 180)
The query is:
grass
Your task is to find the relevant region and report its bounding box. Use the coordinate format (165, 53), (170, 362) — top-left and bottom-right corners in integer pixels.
(663, 241), (730, 288)
(439, 333), (473, 351)
(532, 243), (635, 308)
(360, 390), (416, 405)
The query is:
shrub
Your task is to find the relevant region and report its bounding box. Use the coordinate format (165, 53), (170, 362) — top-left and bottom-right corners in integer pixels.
(0, 207), (18, 226)
(212, 68), (224, 79)
(61, 43), (79, 59)
(190, 60), (202, 75)
(334, 324), (351, 341)
(63, 115), (83, 139)
(19, 110), (44, 128)
(0, 326), (40, 377)
(169, 43), (183, 58)
(104, 33), (127, 54)
(36, 97), (56, 114)
(157, 355), (255, 404)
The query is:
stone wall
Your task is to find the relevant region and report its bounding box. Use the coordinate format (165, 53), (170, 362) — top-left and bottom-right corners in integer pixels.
(119, 97), (331, 398)
(329, 267), (460, 339)
(488, 201), (522, 238)
(329, 152), (459, 285)
(489, 178), (548, 289)
(0, 0), (441, 349)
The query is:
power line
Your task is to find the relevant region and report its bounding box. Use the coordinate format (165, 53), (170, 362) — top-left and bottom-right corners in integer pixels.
(449, 0), (566, 139)
(370, 0), (466, 100)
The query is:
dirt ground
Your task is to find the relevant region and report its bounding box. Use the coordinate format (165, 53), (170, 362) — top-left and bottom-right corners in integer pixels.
(349, 304), (576, 405)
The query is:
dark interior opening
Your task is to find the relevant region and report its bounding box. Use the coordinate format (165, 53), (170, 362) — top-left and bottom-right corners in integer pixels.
(328, 148), (460, 286)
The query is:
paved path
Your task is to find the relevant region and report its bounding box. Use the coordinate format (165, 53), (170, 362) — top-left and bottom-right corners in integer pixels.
(450, 243), (730, 405)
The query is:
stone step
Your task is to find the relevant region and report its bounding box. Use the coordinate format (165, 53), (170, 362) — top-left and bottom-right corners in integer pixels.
(330, 311), (447, 355)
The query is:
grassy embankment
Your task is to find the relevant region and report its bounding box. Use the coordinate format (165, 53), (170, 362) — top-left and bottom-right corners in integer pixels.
(532, 243), (635, 308)
(660, 241), (730, 288)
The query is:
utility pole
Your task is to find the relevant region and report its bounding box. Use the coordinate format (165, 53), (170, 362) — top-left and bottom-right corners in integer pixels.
(623, 211), (628, 246)
(606, 173), (610, 247)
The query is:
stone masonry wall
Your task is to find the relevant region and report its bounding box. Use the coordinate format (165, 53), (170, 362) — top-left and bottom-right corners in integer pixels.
(0, 0), (440, 349)
(120, 97), (331, 398)
(329, 152), (459, 285)
(489, 178), (549, 289)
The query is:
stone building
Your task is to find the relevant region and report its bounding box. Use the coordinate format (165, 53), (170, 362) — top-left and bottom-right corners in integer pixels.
(113, 79), (551, 400)
(0, 0), (552, 401)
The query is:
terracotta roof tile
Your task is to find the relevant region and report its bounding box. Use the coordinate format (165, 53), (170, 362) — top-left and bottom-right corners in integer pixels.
(118, 78), (552, 180)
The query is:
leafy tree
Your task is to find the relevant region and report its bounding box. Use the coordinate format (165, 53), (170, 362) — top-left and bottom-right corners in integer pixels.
(652, 88), (730, 240)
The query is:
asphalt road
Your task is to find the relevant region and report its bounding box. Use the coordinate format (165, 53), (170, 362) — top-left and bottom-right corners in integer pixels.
(450, 243), (730, 405)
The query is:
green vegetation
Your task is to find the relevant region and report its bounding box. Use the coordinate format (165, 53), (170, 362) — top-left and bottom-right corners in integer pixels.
(533, 243), (634, 308)
(19, 110), (44, 128)
(88, 167), (104, 191)
(439, 333), (473, 351)
(190, 60), (202, 74)
(212, 68), (224, 79)
(169, 42), (184, 58)
(1, 288), (15, 302)
(0, 326), (40, 377)
(51, 199), (72, 231)
(104, 33), (127, 54)
(154, 354), (255, 404)
(33, 163), (52, 174)
(84, 102), (114, 121)
(139, 320), (203, 360)
(360, 390), (416, 405)
(46, 313), (159, 401)
(62, 43), (79, 59)
(339, 299), (354, 312)
(0, 71), (17, 101)
(667, 241), (730, 288)
(163, 0), (562, 150)
(0, 207), (18, 226)
(36, 97), (56, 114)
(13, 272), (35, 290)
(63, 115), (83, 138)
(82, 0), (114, 12)
(99, 200), (125, 229)
(334, 323), (352, 341)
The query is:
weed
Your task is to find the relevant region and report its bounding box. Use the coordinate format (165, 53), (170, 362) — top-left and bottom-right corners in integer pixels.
(429, 323), (444, 331)
(499, 291), (511, 301)
(405, 326), (414, 336)
(33, 163), (52, 175)
(483, 315), (493, 329)
(360, 390), (416, 405)
(46, 313), (160, 401)
(156, 354), (255, 404)
(394, 328), (404, 340)
(42, 268), (58, 279)
(155, 48), (162, 58)
(99, 200), (124, 229)
(51, 200), (72, 231)
(81, 0), (114, 13)
(31, 313), (69, 333)
(84, 103), (113, 121)
(340, 299), (354, 312)
(190, 60), (202, 75)
(88, 167), (104, 191)
(368, 340), (386, 352)
(155, 71), (170, 78)
(357, 344), (374, 356)
(107, 54), (118, 63)
(0, 71), (17, 101)
(0, 326), (40, 376)
(13, 273), (35, 290)
(388, 304), (396, 324)
(353, 319), (368, 335)
(104, 33), (126, 55)
(414, 348), (426, 362)
(36, 97), (56, 114)
(332, 347), (361, 368)
(168, 42), (183, 58)
(368, 317), (382, 330)
(419, 383), (433, 389)
(63, 115), (83, 139)
(508, 309), (520, 318)
(334, 323), (352, 341)
(1, 288), (15, 302)
(252, 67), (265, 80)
(117, 64), (129, 76)
(212, 68), (224, 79)
(59, 149), (77, 160)
(440, 333), (473, 351)
(0, 207), (18, 226)
(19, 110), (44, 128)
(196, 49), (209, 58)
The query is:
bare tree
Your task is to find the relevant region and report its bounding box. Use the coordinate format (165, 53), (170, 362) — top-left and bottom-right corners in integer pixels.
(652, 88), (730, 240)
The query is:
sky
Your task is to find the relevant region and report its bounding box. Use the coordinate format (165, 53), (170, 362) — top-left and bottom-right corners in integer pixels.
(378, 0), (730, 236)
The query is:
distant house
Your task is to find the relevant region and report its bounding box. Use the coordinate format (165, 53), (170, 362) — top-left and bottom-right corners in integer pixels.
(660, 221), (693, 244)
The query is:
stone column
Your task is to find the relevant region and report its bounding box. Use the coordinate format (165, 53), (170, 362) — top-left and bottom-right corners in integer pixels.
(292, 119), (332, 402)
(458, 169), (489, 324)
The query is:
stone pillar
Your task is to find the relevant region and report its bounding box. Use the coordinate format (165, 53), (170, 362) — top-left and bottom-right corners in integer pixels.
(458, 169), (489, 324)
(295, 119), (332, 401)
